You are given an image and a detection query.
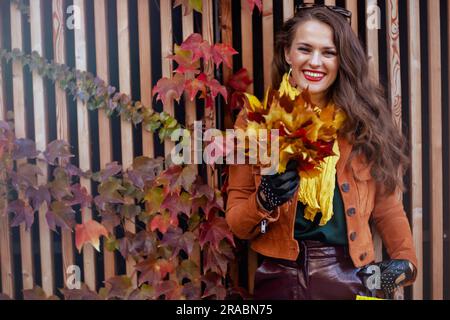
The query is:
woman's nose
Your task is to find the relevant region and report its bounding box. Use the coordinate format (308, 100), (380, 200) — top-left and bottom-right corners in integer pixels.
(310, 51), (323, 67)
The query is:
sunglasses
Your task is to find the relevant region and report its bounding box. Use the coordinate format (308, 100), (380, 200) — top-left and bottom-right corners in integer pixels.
(295, 3), (352, 24)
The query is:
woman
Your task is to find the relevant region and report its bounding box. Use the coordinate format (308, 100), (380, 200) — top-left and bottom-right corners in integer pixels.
(225, 5), (417, 300)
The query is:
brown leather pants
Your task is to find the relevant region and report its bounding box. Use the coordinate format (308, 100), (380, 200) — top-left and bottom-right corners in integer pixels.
(253, 240), (370, 300)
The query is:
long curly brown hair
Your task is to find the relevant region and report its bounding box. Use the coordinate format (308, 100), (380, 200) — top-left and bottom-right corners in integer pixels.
(272, 7), (409, 195)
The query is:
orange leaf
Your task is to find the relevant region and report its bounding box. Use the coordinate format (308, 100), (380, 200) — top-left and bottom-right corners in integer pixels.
(75, 220), (109, 253)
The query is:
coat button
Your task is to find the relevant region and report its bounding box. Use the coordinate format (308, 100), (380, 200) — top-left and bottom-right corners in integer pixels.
(349, 232), (357, 241)
(341, 183), (350, 193)
(346, 207), (356, 216)
(359, 252), (367, 261)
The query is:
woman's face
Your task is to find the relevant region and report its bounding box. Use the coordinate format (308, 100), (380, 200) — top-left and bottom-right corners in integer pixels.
(284, 19), (339, 107)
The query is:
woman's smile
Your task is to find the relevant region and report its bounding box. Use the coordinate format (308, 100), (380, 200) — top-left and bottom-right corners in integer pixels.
(302, 69), (327, 82)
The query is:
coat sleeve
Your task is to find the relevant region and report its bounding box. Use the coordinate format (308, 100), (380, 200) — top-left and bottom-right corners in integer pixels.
(225, 164), (280, 240)
(371, 183), (418, 285)
(225, 109), (281, 240)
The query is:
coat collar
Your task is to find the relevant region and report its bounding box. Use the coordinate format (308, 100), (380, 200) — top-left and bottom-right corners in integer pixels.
(336, 135), (353, 177)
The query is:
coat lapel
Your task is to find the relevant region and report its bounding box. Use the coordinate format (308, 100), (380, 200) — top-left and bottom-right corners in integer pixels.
(336, 135), (352, 177)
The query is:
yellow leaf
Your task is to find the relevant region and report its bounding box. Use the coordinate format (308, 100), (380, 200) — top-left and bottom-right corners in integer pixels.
(244, 93), (262, 112)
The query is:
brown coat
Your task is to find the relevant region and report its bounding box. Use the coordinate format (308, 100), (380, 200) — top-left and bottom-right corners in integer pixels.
(225, 114), (418, 283)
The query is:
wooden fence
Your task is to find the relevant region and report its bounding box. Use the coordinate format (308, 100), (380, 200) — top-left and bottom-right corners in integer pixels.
(0, 0), (449, 300)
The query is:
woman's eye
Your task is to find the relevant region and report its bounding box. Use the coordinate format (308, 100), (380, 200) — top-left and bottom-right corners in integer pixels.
(324, 51), (337, 56)
(298, 47), (310, 52)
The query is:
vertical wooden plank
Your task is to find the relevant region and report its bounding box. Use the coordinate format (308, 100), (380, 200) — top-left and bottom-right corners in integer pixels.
(0, 7), (6, 118)
(386, 0), (402, 129)
(241, 0), (253, 94)
(262, 0), (273, 89)
(345, 0), (358, 35)
(444, 3), (450, 302)
(0, 8), (15, 298)
(94, 0), (116, 281)
(182, 10), (196, 128)
(202, 0), (218, 189)
(240, 0), (257, 295)
(52, 0), (75, 286)
(283, 0), (294, 22)
(73, 0), (96, 291)
(160, 0), (174, 158)
(180, 6), (201, 295)
(407, 0), (423, 301)
(365, 0), (383, 264)
(10, 2), (34, 291)
(137, 0), (154, 159)
(116, 0), (136, 286)
(220, 0), (239, 288)
(386, 0), (404, 300)
(30, 0), (55, 296)
(427, 0), (443, 300)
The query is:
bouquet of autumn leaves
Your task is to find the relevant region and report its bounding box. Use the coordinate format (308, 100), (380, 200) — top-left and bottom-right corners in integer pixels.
(236, 78), (346, 177)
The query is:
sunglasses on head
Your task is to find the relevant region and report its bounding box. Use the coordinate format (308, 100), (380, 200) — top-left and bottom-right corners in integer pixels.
(295, 3), (352, 24)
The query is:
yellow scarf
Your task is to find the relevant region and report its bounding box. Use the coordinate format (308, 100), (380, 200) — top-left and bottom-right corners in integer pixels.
(279, 73), (345, 226)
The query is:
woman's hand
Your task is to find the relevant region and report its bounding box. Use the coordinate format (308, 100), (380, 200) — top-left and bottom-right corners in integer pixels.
(358, 259), (416, 296)
(256, 160), (300, 212)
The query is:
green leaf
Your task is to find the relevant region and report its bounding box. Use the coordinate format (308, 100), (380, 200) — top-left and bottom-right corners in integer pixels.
(143, 186), (164, 215)
(105, 236), (120, 252)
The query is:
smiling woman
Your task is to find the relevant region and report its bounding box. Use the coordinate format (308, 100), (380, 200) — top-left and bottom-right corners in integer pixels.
(226, 5), (418, 300)
(284, 19), (339, 108)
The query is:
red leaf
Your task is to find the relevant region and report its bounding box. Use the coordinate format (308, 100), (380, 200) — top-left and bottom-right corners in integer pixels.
(160, 191), (193, 217)
(226, 68), (253, 92)
(25, 185), (51, 211)
(75, 220), (109, 252)
(43, 140), (74, 165)
(7, 199), (35, 231)
(94, 161), (122, 183)
(11, 163), (42, 192)
(229, 91), (246, 112)
(207, 78), (228, 101)
(135, 258), (175, 286)
(156, 165), (197, 193)
(160, 226), (196, 257)
(167, 44), (201, 75)
(105, 276), (133, 299)
(45, 201), (76, 231)
(179, 33), (213, 62)
(148, 211), (179, 234)
(247, 111), (265, 123)
(212, 43), (238, 68)
(152, 73), (185, 107)
(13, 138), (39, 160)
(155, 280), (182, 300)
(68, 183), (92, 208)
(199, 216), (235, 250)
(59, 284), (101, 300)
(203, 242), (234, 277)
(184, 76), (207, 101)
(205, 95), (214, 109)
(201, 272), (227, 300)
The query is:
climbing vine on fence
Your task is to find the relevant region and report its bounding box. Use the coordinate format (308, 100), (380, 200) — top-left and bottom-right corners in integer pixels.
(0, 0), (260, 300)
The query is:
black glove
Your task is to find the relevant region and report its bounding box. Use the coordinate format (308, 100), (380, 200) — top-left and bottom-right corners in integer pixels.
(357, 259), (416, 296)
(256, 160), (300, 212)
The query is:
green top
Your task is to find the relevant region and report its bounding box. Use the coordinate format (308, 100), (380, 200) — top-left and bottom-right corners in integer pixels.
(294, 175), (348, 245)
